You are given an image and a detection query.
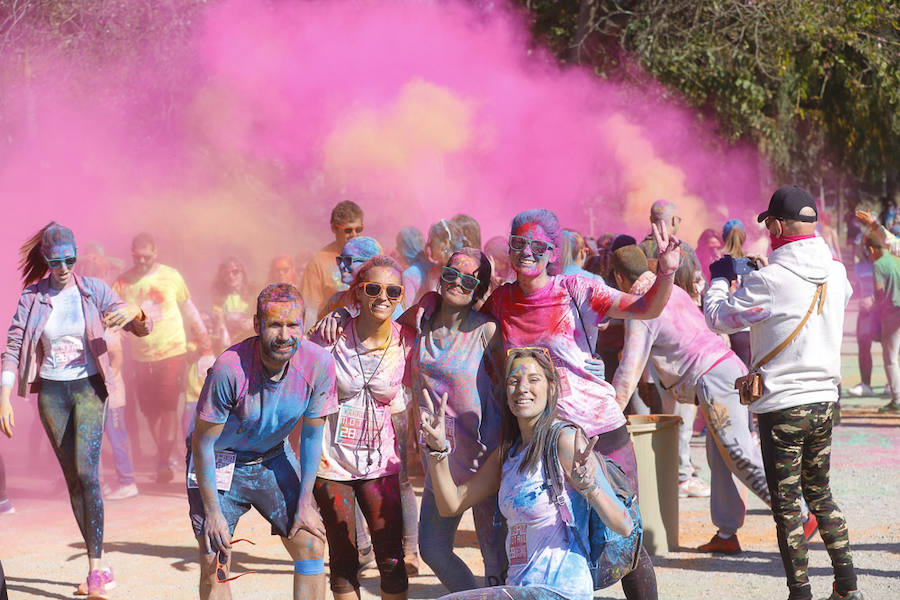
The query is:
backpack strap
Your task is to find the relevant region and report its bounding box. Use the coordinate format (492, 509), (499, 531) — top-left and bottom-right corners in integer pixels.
(542, 420), (579, 526)
(752, 282), (826, 370)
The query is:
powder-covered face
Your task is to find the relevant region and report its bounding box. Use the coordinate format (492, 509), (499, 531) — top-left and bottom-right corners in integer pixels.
(131, 243), (157, 276)
(356, 265), (402, 322)
(510, 222), (554, 278)
(440, 253), (480, 307)
(254, 300), (303, 365)
(428, 235), (453, 266)
(45, 243), (77, 287)
(505, 357), (549, 420)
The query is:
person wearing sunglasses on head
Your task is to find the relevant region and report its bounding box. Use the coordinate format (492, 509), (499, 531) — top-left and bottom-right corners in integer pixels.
(307, 256), (415, 600)
(300, 200), (366, 327)
(421, 348), (633, 600)
(0, 222), (151, 600)
(188, 283), (337, 600)
(408, 248), (509, 593)
(401, 208), (681, 600)
(113, 231), (213, 485)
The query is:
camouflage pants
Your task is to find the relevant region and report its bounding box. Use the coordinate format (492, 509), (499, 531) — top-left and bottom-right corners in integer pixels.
(757, 402), (857, 600)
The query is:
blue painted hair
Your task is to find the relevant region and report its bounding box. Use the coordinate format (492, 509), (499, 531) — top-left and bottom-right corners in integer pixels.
(510, 209), (561, 249)
(342, 236), (382, 261)
(722, 219), (744, 240)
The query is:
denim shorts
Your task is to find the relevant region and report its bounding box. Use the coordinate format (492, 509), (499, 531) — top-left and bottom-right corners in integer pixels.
(187, 449), (300, 539)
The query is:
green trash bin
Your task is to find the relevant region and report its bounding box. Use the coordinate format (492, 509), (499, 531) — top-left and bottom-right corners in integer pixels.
(627, 414), (682, 555)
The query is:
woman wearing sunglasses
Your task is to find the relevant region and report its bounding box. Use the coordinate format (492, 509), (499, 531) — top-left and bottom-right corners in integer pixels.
(210, 257), (255, 348)
(309, 255), (414, 600)
(0, 223), (151, 599)
(421, 347), (633, 600)
(406, 208), (680, 600)
(409, 248), (508, 592)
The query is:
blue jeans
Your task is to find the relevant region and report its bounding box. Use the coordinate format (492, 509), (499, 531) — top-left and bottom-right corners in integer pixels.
(104, 406), (135, 486)
(419, 486), (508, 592)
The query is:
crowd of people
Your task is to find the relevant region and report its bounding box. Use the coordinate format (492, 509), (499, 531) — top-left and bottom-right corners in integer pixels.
(1, 185), (890, 600)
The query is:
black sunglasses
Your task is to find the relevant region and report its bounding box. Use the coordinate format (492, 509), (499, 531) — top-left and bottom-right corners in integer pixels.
(509, 235), (553, 257)
(361, 282), (403, 300)
(46, 256), (77, 268)
(336, 255), (368, 271)
(441, 266), (480, 292)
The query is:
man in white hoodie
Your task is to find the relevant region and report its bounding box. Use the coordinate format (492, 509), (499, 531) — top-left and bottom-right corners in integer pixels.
(704, 186), (862, 600)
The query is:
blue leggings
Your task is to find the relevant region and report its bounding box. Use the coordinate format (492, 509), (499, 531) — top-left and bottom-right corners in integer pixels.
(38, 376), (107, 558)
(419, 486), (508, 592)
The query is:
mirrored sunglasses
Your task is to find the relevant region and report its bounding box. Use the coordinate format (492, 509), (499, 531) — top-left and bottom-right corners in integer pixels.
(508, 235), (553, 257)
(440, 266), (480, 292)
(45, 255), (77, 268)
(361, 282), (404, 300)
(340, 226), (364, 235)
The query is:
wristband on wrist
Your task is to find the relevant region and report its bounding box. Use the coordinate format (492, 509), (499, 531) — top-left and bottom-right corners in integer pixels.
(421, 439), (451, 461)
(659, 268), (677, 278)
(1, 370), (14, 388)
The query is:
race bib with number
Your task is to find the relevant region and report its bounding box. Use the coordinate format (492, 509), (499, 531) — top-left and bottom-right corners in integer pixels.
(335, 403), (387, 449)
(508, 523), (529, 566)
(187, 451), (237, 492)
(50, 336), (87, 369)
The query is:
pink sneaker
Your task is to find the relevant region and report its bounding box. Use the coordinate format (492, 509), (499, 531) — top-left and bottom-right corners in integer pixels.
(75, 567), (115, 596)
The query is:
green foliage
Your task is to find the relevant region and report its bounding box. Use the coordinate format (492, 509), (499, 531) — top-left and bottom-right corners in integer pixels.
(518, 0), (900, 185)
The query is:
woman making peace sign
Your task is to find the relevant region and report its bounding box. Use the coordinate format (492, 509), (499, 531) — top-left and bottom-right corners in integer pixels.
(421, 347), (633, 600)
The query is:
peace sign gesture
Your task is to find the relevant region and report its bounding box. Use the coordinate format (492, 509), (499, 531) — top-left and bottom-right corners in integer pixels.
(420, 388), (449, 452)
(569, 431), (599, 492)
(652, 218), (682, 275)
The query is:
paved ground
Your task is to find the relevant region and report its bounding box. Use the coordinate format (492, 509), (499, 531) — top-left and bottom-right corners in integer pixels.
(2, 300), (899, 599)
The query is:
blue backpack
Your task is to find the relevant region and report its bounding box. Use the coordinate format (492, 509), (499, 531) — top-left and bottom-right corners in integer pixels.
(541, 420), (643, 590)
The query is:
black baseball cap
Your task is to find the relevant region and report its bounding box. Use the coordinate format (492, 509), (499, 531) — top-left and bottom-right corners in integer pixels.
(757, 185), (818, 223)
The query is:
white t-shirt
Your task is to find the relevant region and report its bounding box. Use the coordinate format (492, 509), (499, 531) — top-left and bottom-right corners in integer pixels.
(39, 284), (99, 381)
(312, 320), (414, 481)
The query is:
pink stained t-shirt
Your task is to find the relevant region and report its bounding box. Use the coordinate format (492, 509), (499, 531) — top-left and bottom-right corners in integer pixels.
(482, 274), (626, 437)
(312, 320), (414, 481)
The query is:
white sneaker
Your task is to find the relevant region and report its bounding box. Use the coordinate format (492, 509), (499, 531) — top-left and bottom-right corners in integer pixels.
(0, 499), (14, 515)
(679, 477), (711, 498)
(106, 483), (139, 500)
(845, 383), (873, 397)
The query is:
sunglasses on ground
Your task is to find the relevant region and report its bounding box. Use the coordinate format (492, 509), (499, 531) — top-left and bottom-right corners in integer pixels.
(45, 255), (77, 268)
(216, 538), (257, 583)
(508, 235), (553, 257)
(336, 255), (368, 271)
(360, 282), (404, 300)
(441, 266), (480, 292)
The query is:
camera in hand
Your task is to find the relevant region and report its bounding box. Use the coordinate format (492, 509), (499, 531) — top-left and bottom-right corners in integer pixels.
(730, 255), (758, 275)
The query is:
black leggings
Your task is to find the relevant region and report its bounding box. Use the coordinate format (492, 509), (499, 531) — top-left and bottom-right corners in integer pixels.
(38, 376), (107, 559)
(314, 474), (407, 594)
